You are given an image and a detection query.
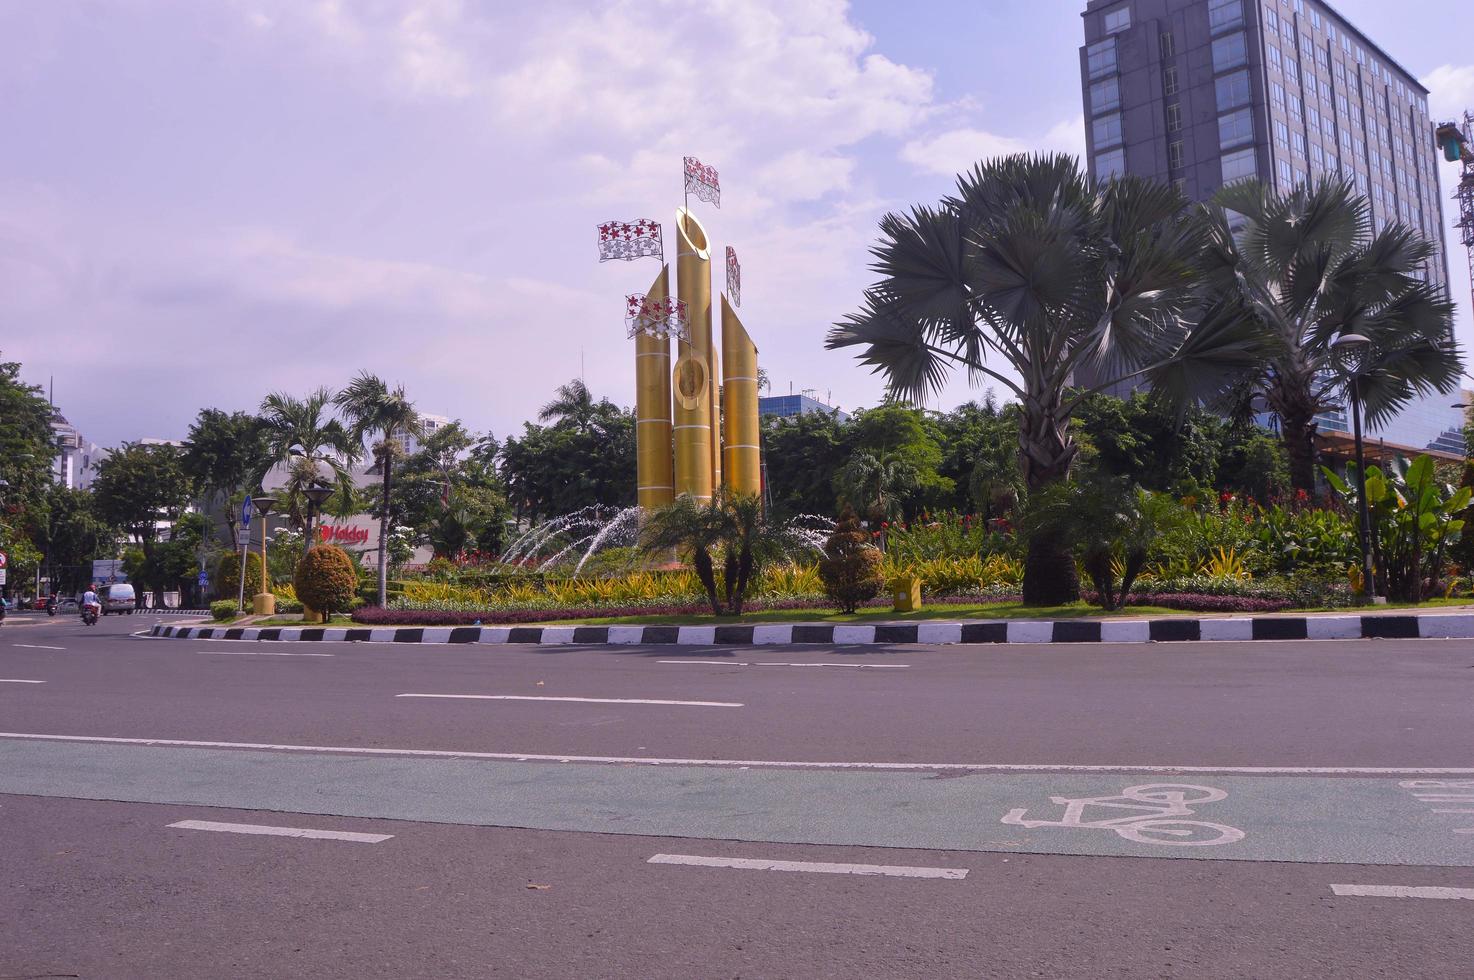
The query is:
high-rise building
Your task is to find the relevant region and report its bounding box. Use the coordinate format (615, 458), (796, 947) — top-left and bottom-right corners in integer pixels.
(1079, 0), (1463, 455)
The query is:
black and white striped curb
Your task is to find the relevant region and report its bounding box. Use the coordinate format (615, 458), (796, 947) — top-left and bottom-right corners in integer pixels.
(150, 613), (1474, 645)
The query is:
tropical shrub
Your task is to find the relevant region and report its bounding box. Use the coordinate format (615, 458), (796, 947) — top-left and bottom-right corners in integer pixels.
(641, 491), (801, 615)
(1325, 455), (1470, 601)
(215, 551), (263, 601)
(819, 510), (885, 613)
(294, 544), (359, 617)
(210, 600), (238, 621)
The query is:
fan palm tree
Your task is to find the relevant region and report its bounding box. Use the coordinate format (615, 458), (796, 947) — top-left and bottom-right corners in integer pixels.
(1201, 178), (1461, 492)
(835, 450), (918, 523)
(538, 379), (597, 431)
(827, 154), (1264, 604)
(334, 373), (425, 607)
(259, 388), (358, 557)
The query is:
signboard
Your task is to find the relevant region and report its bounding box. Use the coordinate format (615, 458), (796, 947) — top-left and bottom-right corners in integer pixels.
(0, 568), (7, 586)
(318, 524), (371, 547)
(0, 550), (7, 569)
(92, 559), (127, 585)
(198, 571), (209, 588)
(241, 497), (253, 529)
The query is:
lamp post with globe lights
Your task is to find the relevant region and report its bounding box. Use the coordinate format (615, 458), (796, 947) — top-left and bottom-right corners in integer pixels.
(250, 495), (278, 615)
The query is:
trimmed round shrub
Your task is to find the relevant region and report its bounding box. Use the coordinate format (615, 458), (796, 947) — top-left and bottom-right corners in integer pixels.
(216, 551), (264, 601)
(819, 509), (885, 614)
(294, 545), (359, 617)
(210, 600), (238, 621)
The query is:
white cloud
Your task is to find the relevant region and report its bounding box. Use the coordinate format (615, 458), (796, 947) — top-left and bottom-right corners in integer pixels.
(1423, 63), (1474, 122)
(899, 114), (1085, 176)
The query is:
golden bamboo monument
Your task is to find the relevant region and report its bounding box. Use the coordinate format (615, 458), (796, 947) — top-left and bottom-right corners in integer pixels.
(673, 207), (715, 501)
(633, 265), (675, 511)
(720, 293), (761, 495)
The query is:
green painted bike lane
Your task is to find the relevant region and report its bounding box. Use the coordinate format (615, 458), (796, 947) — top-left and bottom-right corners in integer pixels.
(2, 739), (1471, 867)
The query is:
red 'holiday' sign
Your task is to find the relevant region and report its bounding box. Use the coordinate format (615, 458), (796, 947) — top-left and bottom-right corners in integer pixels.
(318, 525), (370, 546)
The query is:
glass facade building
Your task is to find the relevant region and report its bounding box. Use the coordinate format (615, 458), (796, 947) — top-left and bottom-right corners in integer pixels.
(1079, 0), (1464, 455)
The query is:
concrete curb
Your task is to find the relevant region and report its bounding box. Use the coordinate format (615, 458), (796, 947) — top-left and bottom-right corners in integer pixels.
(150, 612), (1474, 646)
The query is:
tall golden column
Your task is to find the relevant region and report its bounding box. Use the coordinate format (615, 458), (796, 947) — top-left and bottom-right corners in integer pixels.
(634, 265), (674, 511)
(673, 208), (714, 500)
(720, 294), (761, 496)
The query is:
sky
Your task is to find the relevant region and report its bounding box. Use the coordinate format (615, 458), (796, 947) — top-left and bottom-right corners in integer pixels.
(2, 0), (1473, 448)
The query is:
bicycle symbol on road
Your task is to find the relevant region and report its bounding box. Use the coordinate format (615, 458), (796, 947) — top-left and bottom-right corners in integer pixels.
(1001, 783), (1245, 847)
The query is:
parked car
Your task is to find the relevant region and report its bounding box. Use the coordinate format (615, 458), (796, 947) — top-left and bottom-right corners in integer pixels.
(100, 582), (136, 615)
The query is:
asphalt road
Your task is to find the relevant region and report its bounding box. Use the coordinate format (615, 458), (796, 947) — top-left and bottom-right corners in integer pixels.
(2, 612), (1472, 978)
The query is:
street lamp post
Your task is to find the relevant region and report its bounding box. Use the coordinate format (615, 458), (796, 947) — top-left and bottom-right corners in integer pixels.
(250, 495), (278, 616)
(1332, 334), (1378, 602)
(303, 483), (334, 549)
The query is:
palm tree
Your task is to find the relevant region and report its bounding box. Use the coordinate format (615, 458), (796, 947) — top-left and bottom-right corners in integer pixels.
(836, 451), (918, 523)
(828, 154), (1263, 604)
(259, 388), (359, 557)
(640, 490), (797, 615)
(538, 379), (597, 431)
(1201, 178), (1461, 492)
(334, 373), (425, 607)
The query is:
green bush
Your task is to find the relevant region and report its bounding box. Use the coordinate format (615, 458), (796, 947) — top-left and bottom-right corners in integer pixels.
(294, 545), (359, 617)
(215, 551), (264, 600)
(819, 509), (885, 613)
(210, 600), (238, 621)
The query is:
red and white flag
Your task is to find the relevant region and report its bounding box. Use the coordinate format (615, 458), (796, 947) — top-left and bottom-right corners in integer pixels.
(625, 293), (689, 342)
(597, 219), (664, 262)
(725, 246), (741, 307)
(683, 157), (720, 208)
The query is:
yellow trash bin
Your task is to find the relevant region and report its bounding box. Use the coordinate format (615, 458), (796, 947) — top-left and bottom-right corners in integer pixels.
(890, 575), (922, 612)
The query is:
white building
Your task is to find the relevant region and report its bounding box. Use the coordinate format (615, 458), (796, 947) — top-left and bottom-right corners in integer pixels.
(50, 414), (101, 490)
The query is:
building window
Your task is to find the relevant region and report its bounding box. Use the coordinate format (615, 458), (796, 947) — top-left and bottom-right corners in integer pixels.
(1166, 103), (1182, 133)
(1222, 148), (1257, 183)
(1316, 47), (1329, 71)
(1289, 95), (1302, 121)
(1219, 108), (1254, 148)
(1269, 80), (1285, 110)
(1169, 140), (1185, 171)
(1212, 32), (1246, 72)
(1274, 119), (1289, 149)
(1278, 159), (1293, 185)
(1160, 31), (1174, 60)
(1208, 0), (1243, 32)
(1267, 44), (1281, 70)
(1264, 5), (1278, 31)
(1096, 147), (1126, 178)
(1334, 61), (1345, 83)
(1308, 106), (1320, 130)
(1318, 78), (1331, 102)
(1311, 9), (1321, 29)
(1092, 113), (1124, 149)
(1284, 58), (1299, 84)
(1337, 93), (1349, 116)
(1090, 77), (1121, 114)
(1103, 4), (1131, 34)
(1164, 65), (1179, 96)
(1323, 115), (1335, 141)
(1311, 143), (1324, 169)
(1087, 39), (1117, 79)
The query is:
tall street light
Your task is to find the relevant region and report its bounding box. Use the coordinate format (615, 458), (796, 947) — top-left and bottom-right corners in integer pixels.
(1332, 333), (1377, 602)
(303, 483), (334, 548)
(250, 495), (278, 616)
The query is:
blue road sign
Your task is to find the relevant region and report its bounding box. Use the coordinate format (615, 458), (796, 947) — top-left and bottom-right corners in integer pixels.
(198, 571), (209, 588)
(242, 497), (253, 528)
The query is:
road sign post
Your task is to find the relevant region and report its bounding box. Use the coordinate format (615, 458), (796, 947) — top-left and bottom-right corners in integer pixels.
(236, 498), (253, 614)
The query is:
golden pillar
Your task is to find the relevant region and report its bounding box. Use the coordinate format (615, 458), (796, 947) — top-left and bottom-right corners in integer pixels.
(720, 294), (761, 496)
(674, 208), (714, 500)
(634, 265), (675, 511)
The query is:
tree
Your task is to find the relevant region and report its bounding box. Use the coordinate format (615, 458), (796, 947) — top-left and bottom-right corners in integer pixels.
(828, 154), (1261, 604)
(538, 378), (598, 431)
(835, 451), (919, 523)
(843, 404), (953, 514)
(91, 443), (193, 607)
(818, 507), (885, 613)
(761, 409), (848, 519)
(40, 485), (119, 594)
(182, 409), (270, 550)
(334, 373), (424, 607)
(501, 381), (636, 521)
(640, 491), (798, 615)
(1203, 178), (1461, 491)
(933, 396), (1021, 516)
(259, 387), (359, 554)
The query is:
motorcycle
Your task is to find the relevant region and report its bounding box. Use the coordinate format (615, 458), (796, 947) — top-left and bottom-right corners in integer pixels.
(46, 596), (58, 617)
(81, 604), (99, 627)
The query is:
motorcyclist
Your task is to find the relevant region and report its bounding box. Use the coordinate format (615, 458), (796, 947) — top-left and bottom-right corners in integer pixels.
(45, 591), (58, 615)
(81, 586), (101, 620)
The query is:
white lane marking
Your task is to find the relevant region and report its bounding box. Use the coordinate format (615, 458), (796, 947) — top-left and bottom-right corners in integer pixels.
(655, 660), (909, 669)
(196, 651), (334, 657)
(12, 644), (66, 651)
(0, 679), (46, 684)
(657, 660), (751, 666)
(648, 854), (967, 879)
(1330, 884), (1474, 900)
(395, 694), (744, 707)
(3, 732), (1473, 776)
(168, 819), (392, 843)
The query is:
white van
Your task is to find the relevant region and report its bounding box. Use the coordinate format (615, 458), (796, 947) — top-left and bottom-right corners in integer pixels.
(100, 582), (136, 615)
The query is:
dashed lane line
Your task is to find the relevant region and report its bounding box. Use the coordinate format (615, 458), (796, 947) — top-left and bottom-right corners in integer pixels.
(196, 651), (334, 657)
(0, 679), (46, 684)
(168, 819), (392, 843)
(11, 643), (66, 651)
(1330, 884), (1474, 900)
(656, 660), (910, 669)
(2, 732), (1472, 775)
(648, 854), (967, 879)
(394, 693), (744, 707)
